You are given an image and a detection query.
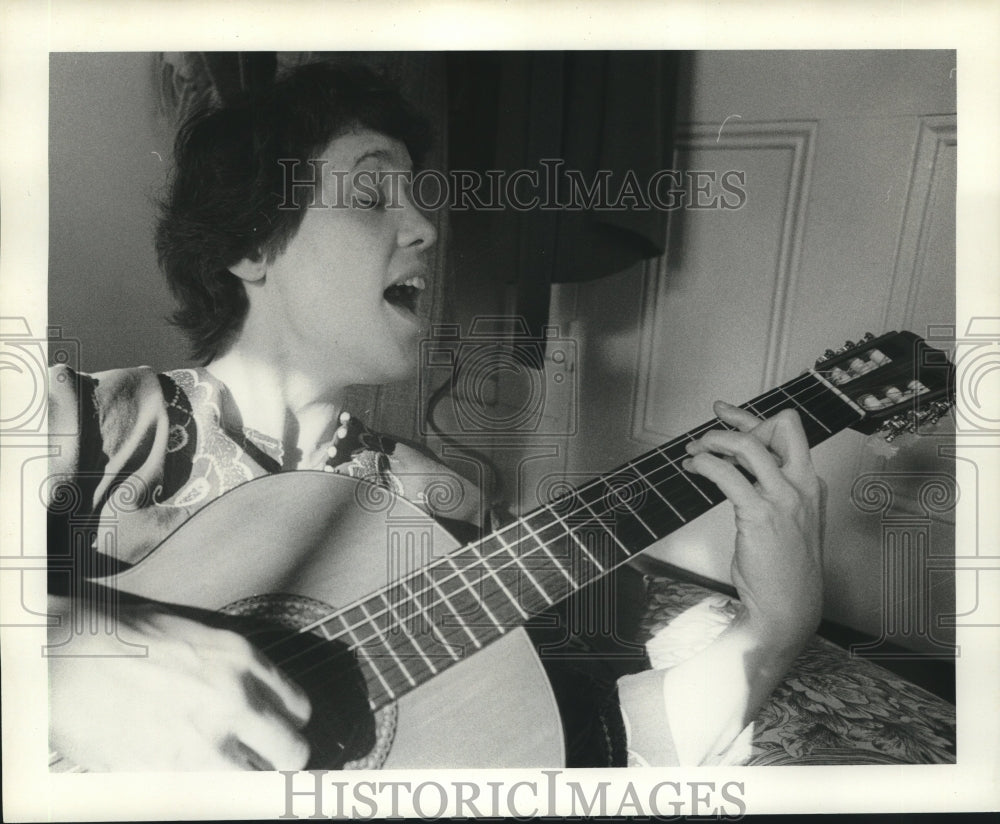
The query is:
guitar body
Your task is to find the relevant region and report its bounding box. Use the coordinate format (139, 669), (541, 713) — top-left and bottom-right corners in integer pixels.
(105, 471), (565, 769)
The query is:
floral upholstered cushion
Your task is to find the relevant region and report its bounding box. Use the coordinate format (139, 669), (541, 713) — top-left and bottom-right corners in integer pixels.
(638, 577), (957, 766)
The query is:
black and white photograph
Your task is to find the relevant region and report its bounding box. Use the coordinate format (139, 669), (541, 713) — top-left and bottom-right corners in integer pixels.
(1, 1), (997, 819)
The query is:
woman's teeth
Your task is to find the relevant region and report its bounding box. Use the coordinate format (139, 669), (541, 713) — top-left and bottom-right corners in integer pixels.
(383, 276), (426, 313)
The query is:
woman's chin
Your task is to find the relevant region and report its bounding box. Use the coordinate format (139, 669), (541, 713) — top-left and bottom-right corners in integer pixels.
(364, 347), (421, 386)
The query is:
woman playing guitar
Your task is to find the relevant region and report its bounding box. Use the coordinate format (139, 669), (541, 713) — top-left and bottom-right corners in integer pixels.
(46, 60), (824, 771)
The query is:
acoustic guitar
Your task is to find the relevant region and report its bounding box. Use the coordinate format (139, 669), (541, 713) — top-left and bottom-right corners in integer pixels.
(51, 331), (954, 770)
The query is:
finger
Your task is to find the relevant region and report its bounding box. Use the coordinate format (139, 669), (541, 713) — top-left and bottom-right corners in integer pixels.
(217, 735), (276, 771)
(686, 430), (788, 495)
(756, 409), (812, 474)
(173, 728), (260, 771)
(713, 400), (764, 433)
(228, 695), (311, 771)
(682, 453), (759, 510)
(220, 634), (313, 726)
(242, 666), (312, 731)
(715, 401), (812, 474)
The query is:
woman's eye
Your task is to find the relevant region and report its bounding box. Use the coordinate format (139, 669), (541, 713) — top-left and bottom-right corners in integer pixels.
(354, 193), (377, 208)
(351, 170), (393, 210)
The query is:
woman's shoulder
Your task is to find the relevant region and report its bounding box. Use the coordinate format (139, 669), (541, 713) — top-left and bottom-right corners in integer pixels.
(49, 364), (173, 430)
(48, 364), (179, 474)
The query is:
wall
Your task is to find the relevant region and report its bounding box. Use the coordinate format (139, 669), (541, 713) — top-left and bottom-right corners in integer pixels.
(49, 52), (188, 372)
(552, 51), (957, 652)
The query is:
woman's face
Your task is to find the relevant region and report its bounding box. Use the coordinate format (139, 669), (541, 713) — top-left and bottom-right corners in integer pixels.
(245, 128), (437, 386)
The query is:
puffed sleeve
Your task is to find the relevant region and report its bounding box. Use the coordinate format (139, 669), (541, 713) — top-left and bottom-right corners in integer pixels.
(617, 592), (756, 766)
(47, 365), (171, 587)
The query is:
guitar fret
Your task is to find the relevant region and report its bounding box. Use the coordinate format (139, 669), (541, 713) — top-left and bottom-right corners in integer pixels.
(493, 527), (555, 606)
(779, 386), (831, 433)
(358, 600), (417, 687)
(444, 554), (504, 633)
(377, 590), (439, 674)
(575, 493), (633, 558)
(599, 477), (659, 540)
(466, 542), (531, 621)
(336, 612), (397, 701)
(633, 461), (687, 523)
(523, 516), (603, 594)
(546, 506), (606, 574)
(420, 568), (482, 650)
(518, 516), (579, 589)
(430, 556), (504, 633)
(796, 374), (865, 446)
(656, 443), (715, 504)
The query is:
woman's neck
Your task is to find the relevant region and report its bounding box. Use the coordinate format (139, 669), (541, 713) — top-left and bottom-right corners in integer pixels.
(204, 346), (349, 471)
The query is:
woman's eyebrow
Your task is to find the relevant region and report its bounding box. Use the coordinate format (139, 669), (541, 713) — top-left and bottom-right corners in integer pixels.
(350, 149), (393, 168)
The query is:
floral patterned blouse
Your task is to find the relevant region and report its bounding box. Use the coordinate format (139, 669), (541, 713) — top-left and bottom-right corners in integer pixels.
(46, 364), (483, 580)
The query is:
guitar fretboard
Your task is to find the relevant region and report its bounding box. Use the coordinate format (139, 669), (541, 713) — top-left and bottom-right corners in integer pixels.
(314, 371), (862, 710)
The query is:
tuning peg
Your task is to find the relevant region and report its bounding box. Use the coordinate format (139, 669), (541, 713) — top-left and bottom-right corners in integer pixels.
(829, 366), (851, 385)
(880, 415), (916, 443)
(923, 400), (952, 427)
(878, 415), (909, 442)
(815, 349), (836, 367)
(844, 340), (857, 350)
(863, 332), (875, 341)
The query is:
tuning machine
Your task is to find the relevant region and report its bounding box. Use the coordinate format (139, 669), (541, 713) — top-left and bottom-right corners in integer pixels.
(817, 333), (874, 365)
(877, 414), (909, 442)
(876, 400), (952, 442)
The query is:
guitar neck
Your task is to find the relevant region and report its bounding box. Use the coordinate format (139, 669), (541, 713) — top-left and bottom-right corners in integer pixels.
(319, 370), (863, 711)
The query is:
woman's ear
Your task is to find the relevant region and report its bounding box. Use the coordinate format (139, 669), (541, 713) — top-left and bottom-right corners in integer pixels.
(229, 256), (267, 283)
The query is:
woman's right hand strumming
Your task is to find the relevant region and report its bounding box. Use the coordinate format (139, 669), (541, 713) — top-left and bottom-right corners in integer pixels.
(48, 594), (312, 771)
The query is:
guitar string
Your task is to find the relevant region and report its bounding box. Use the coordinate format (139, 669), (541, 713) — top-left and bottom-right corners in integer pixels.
(271, 370), (944, 700)
(271, 365), (945, 693)
(254, 371), (864, 690)
(305, 372), (834, 627)
(264, 372), (849, 684)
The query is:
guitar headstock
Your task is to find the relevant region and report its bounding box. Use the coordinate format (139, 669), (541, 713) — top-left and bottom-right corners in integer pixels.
(814, 331), (954, 441)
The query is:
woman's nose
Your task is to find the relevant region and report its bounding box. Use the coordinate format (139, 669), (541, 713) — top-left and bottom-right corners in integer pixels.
(398, 198), (437, 250)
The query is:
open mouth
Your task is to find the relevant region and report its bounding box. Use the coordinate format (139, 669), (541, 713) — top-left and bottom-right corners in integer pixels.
(383, 275), (426, 314)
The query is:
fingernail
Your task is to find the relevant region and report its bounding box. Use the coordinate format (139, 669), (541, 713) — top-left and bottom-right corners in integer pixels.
(685, 442), (696, 454)
(682, 458), (694, 471)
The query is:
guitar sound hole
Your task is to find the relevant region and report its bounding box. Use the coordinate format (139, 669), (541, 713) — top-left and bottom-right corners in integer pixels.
(217, 595), (380, 770)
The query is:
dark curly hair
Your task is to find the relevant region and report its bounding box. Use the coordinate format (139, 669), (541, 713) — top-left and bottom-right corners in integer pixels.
(156, 60), (431, 363)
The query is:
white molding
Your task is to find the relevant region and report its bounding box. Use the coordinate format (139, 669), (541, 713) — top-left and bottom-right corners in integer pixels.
(883, 114), (957, 334)
(631, 121), (817, 443)
(866, 115), (956, 523)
